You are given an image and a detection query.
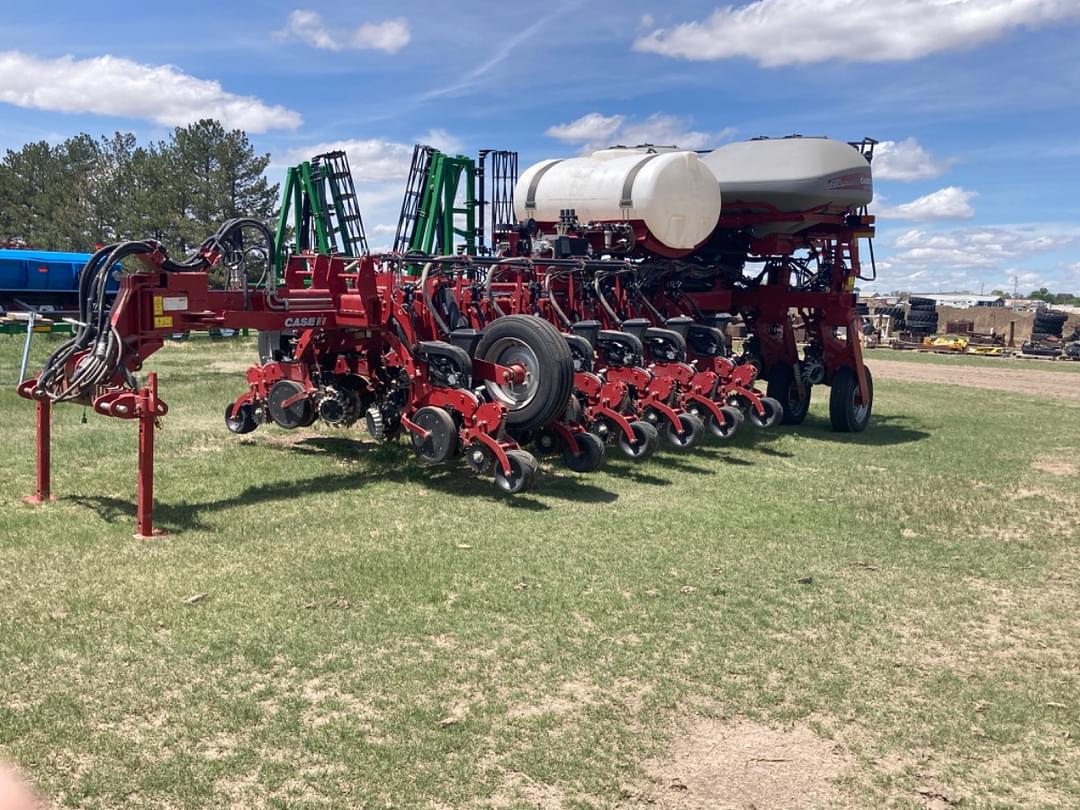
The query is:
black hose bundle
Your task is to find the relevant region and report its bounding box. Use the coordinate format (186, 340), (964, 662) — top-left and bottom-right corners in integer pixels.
(34, 219), (274, 403)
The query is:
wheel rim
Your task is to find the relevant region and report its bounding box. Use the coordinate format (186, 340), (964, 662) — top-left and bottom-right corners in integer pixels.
(852, 382), (870, 423)
(483, 337), (539, 411)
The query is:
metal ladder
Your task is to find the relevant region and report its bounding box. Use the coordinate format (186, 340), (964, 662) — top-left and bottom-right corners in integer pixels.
(274, 150), (369, 278)
(392, 146), (476, 267)
(394, 145), (436, 254)
(312, 151), (368, 257)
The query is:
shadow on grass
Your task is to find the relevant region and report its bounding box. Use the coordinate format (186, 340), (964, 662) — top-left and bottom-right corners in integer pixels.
(70, 437), (619, 532)
(791, 413), (931, 446)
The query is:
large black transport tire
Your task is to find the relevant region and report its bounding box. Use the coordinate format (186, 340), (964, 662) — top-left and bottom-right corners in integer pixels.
(766, 363), (811, 425)
(475, 315), (574, 432)
(829, 366), (874, 433)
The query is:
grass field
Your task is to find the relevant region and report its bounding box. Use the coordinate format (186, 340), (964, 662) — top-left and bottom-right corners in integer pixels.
(1, 335), (1078, 809)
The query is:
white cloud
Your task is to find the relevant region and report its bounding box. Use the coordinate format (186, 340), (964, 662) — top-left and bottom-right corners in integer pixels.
(873, 139), (950, 182)
(351, 19), (411, 52)
(884, 226), (1071, 272)
(280, 139), (415, 183)
(546, 113), (626, 143)
(0, 51), (301, 132)
(634, 0), (1080, 67)
(278, 10), (410, 54)
(1066, 262), (1080, 290)
(875, 187), (977, 221)
(419, 128), (463, 154)
(546, 112), (734, 151)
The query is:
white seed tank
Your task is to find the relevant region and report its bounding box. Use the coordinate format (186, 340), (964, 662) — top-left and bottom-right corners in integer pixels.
(701, 137), (873, 219)
(513, 148), (722, 252)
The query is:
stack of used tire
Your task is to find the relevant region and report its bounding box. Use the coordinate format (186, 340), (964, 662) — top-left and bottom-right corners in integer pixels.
(1031, 308), (1069, 343)
(1023, 308), (1070, 356)
(906, 297), (939, 336)
(873, 304), (906, 332)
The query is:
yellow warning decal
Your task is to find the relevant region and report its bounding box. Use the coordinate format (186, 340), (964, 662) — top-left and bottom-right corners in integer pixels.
(154, 315), (173, 329)
(153, 296), (164, 315)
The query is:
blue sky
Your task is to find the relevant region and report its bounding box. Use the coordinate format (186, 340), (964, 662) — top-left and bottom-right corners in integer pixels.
(2, 0), (1079, 293)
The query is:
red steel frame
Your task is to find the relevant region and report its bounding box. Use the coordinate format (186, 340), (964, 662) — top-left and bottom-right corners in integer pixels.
(18, 250), (534, 533)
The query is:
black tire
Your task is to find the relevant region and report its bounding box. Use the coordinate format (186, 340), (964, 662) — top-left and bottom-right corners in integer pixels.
(766, 363), (811, 426)
(411, 406), (457, 464)
(475, 315), (574, 432)
(225, 402), (257, 434)
(907, 312), (938, 325)
(494, 449), (538, 495)
(829, 366), (874, 433)
(707, 405), (742, 439)
(748, 396), (784, 429)
(663, 413), (705, 450)
(618, 420), (659, 460)
(562, 432), (606, 473)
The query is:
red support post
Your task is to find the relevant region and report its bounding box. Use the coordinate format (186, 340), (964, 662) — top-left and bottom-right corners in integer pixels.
(23, 397), (56, 504)
(135, 373), (163, 538)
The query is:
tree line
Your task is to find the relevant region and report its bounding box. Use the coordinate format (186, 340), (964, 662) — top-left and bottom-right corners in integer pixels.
(0, 120), (279, 256)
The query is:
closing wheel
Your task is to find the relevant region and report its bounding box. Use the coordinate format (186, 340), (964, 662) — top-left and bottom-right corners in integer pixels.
(748, 397), (783, 429)
(663, 412), (705, 450)
(829, 365), (874, 433)
(617, 420), (659, 460)
(708, 406), (742, 440)
(475, 315), (574, 432)
(562, 431), (606, 473)
(411, 406), (458, 464)
(766, 363), (811, 425)
(224, 402), (257, 434)
(494, 449), (538, 495)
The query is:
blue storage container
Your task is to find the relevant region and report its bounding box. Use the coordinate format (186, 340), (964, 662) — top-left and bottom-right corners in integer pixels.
(0, 248), (118, 297)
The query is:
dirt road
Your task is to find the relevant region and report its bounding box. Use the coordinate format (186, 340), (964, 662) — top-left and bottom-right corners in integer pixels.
(869, 359), (1080, 402)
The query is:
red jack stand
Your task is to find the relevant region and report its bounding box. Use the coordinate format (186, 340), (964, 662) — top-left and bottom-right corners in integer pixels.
(23, 396), (57, 504)
(135, 375), (166, 539)
(92, 373), (170, 539)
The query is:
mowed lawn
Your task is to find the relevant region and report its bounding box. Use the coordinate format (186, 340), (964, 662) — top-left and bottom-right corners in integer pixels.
(1, 336), (1078, 809)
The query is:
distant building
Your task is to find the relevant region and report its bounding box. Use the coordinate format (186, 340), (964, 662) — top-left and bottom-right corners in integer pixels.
(910, 293), (1005, 309)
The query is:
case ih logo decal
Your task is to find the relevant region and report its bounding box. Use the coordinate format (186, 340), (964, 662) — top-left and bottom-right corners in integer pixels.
(284, 316), (328, 328)
(827, 172), (873, 191)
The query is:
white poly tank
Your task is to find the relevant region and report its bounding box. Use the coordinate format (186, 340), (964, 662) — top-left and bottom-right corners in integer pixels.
(702, 137), (873, 214)
(514, 149), (722, 252)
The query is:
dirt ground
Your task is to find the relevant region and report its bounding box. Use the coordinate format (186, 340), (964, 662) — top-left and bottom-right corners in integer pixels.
(625, 718), (851, 810)
(870, 359), (1080, 402)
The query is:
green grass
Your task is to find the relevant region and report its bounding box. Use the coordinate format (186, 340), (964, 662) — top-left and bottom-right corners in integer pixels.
(1, 335), (1078, 808)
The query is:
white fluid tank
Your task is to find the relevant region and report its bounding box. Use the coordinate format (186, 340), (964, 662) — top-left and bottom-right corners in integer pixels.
(702, 137), (873, 214)
(514, 149), (722, 252)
